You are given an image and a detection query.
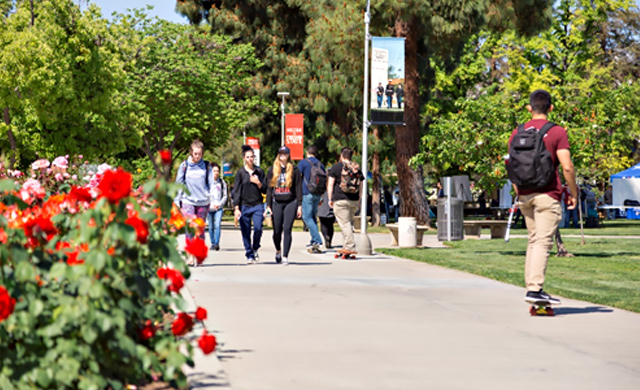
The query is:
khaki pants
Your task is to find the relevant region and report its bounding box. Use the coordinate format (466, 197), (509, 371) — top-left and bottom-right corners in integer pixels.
(519, 193), (562, 292)
(333, 199), (359, 252)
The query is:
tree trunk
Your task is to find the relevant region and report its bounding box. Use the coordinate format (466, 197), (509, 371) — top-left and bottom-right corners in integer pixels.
(371, 127), (381, 227)
(395, 18), (428, 225)
(4, 107), (17, 169)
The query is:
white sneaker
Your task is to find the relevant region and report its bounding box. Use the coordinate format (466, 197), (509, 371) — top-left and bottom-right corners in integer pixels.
(282, 257), (289, 265)
(246, 257), (255, 265)
(253, 250), (260, 262)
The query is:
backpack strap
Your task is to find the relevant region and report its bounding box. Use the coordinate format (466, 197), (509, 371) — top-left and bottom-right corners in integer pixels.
(538, 122), (556, 137)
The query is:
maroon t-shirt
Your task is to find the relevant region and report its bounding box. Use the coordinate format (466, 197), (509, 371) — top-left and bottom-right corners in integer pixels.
(508, 119), (570, 201)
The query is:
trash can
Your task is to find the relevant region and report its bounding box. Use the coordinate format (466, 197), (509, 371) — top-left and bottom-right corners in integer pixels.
(398, 217), (417, 247)
(437, 198), (464, 241)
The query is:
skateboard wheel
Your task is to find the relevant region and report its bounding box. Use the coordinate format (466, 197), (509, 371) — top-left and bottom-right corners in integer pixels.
(547, 308), (555, 316)
(529, 306), (537, 316)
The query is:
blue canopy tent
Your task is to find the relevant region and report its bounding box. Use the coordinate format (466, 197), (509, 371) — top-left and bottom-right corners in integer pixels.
(611, 163), (640, 205)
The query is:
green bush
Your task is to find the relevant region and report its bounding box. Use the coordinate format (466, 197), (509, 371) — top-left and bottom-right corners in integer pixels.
(0, 169), (201, 389)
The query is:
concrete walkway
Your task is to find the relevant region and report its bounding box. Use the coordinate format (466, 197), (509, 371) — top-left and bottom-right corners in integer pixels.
(183, 226), (640, 390)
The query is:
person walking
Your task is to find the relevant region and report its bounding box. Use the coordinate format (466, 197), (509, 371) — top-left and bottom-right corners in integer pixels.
(385, 81), (394, 109)
(233, 145), (267, 264)
(327, 147), (364, 257)
(175, 139), (213, 266)
(376, 82), (384, 108)
(265, 146), (302, 265)
(318, 191), (335, 249)
(396, 84), (404, 109)
(208, 162), (227, 251)
(298, 145), (326, 253)
(507, 90), (578, 305)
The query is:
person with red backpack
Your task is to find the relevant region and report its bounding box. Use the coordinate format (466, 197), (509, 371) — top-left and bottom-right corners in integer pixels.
(327, 147), (364, 257)
(507, 90), (578, 306)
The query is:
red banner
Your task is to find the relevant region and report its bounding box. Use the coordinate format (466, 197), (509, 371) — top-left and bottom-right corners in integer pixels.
(245, 137), (260, 167)
(285, 114), (304, 160)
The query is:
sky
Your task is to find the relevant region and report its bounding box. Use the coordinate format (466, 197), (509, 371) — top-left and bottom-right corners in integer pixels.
(372, 37), (405, 79)
(87, 0), (187, 23)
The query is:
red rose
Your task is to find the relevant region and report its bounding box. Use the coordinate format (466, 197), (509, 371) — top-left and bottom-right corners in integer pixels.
(66, 250), (85, 265)
(198, 330), (217, 355)
(139, 320), (156, 340)
(195, 307), (207, 321)
(185, 237), (208, 264)
(157, 268), (184, 293)
(23, 216), (57, 245)
(171, 312), (194, 336)
(69, 186), (93, 203)
(125, 215), (149, 244)
(159, 150), (172, 165)
(98, 168), (132, 204)
(0, 285), (16, 323)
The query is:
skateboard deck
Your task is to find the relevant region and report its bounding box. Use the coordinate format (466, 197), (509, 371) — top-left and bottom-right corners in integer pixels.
(527, 300), (558, 316)
(334, 250), (357, 260)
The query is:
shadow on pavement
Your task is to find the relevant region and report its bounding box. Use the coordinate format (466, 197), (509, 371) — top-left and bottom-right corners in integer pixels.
(553, 306), (614, 316)
(187, 372), (230, 388)
(216, 349), (253, 362)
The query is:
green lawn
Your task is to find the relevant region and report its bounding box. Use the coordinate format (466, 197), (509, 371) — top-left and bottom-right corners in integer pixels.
(379, 236), (640, 313)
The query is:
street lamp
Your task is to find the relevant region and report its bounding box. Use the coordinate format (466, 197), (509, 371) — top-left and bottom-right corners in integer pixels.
(277, 92), (290, 146)
(357, 0), (373, 255)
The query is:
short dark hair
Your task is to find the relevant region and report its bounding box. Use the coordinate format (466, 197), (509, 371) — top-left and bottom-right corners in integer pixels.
(340, 147), (353, 160)
(306, 145), (318, 156)
(241, 145), (253, 156)
(211, 162), (220, 170)
(529, 90), (552, 114)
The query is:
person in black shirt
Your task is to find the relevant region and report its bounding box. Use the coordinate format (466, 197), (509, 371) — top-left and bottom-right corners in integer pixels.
(327, 147), (364, 255)
(266, 146), (302, 265)
(233, 145), (267, 264)
(385, 81), (394, 109)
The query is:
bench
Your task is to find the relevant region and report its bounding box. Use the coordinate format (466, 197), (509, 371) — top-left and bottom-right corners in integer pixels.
(463, 220), (509, 239)
(387, 223), (430, 246)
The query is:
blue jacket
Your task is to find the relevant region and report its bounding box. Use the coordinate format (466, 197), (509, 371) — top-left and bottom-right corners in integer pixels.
(298, 157), (324, 196)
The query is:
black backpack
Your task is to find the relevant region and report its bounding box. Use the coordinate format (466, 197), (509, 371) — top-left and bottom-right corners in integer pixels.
(304, 159), (327, 195)
(507, 122), (556, 191)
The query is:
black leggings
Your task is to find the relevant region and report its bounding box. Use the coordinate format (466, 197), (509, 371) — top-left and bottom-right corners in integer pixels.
(272, 200), (297, 257)
(319, 216), (335, 247)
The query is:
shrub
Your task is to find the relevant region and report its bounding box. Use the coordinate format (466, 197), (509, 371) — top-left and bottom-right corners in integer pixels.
(0, 159), (211, 390)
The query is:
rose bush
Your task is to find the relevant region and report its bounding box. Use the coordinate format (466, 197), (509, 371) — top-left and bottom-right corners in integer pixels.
(0, 159), (215, 390)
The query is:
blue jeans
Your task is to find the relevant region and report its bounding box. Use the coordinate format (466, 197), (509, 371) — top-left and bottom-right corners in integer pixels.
(387, 95), (392, 108)
(239, 204), (264, 259)
(377, 95), (382, 108)
(208, 208), (223, 246)
(302, 193), (323, 246)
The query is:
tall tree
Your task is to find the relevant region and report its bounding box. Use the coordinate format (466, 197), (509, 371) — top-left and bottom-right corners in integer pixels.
(111, 12), (264, 178)
(0, 0), (129, 167)
(415, 0), (640, 190)
(176, 0), (554, 225)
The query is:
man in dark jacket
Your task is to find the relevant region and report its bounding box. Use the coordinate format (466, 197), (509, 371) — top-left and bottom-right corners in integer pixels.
(233, 145), (267, 264)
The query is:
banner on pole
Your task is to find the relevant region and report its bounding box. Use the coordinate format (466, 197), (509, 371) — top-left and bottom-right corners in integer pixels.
(245, 137), (261, 167)
(285, 114), (304, 160)
(370, 37), (405, 125)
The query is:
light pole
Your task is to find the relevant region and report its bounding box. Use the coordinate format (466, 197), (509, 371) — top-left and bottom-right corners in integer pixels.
(277, 92), (290, 146)
(357, 0), (373, 255)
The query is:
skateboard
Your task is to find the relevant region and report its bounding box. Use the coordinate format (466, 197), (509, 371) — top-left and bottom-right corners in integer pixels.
(528, 301), (557, 316)
(334, 250), (357, 260)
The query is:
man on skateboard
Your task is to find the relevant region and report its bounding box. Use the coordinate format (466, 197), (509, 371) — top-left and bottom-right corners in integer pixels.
(327, 147), (364, 258)
(506, 90), (578, 310)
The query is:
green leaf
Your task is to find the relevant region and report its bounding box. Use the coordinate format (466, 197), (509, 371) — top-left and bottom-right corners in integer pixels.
(14, 262), (35, 282)
(49, 262), (67, 280)
(29, 299), (44, 317)
(82, 325), (98, 344)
